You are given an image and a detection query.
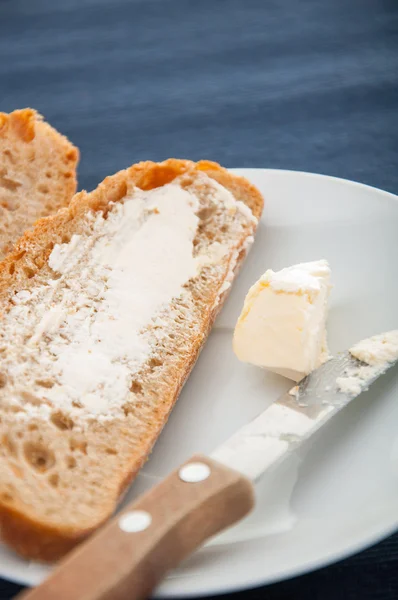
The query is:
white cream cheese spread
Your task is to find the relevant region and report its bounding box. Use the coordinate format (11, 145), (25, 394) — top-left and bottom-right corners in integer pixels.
(2, 174), (255, 422)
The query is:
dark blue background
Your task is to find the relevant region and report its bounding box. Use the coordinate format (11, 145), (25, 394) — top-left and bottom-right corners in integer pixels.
(0, 0), (397, 598)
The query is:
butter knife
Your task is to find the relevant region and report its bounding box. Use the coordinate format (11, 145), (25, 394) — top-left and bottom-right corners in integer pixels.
(19, 331), (398, 600)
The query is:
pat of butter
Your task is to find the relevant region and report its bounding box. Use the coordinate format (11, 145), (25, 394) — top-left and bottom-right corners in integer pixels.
(233, 260), (332, 381)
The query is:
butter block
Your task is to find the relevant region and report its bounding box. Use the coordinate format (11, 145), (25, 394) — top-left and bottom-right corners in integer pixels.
(233, 260), (331, 381)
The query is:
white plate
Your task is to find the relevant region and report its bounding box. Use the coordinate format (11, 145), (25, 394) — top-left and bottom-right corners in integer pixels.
(1, 169), (398, 597)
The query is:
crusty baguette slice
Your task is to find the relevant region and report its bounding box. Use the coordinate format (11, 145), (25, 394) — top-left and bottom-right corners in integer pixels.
(0, 108), (79, 258)
(0, 159), (263, 561)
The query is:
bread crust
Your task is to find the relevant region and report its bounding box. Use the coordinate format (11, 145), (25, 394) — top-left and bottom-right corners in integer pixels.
(0, 159), (263, 561)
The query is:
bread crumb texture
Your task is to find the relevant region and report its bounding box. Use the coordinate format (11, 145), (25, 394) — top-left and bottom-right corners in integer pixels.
(0, 159), (263, 560)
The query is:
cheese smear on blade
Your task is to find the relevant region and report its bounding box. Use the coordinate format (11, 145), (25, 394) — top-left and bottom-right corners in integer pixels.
(233, 260), (332, 381)
(336, 330), (398, 396)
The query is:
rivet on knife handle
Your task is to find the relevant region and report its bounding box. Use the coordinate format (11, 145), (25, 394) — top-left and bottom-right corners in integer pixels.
(18, 455), (254, 600)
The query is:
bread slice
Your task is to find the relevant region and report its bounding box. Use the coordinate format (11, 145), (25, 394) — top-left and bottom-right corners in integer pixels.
(0, 159), (263, 561)
(0, 108), (79, 258)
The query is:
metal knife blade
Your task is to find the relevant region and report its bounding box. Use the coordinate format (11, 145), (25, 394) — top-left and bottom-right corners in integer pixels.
(211, 331), (398, 481)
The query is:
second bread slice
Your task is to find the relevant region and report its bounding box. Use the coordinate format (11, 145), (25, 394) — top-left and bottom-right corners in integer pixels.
(0, 108), (79, 258)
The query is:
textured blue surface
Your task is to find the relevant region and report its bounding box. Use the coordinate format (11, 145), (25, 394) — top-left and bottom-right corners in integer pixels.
(0, 0), (397, 598)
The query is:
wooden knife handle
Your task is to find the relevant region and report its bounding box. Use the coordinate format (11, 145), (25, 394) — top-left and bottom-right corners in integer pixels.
(18, 455), (254, 600)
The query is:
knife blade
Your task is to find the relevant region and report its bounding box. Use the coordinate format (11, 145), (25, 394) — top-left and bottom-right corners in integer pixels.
(20, 331), (398, 600)
(211, 346), (396, 480)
